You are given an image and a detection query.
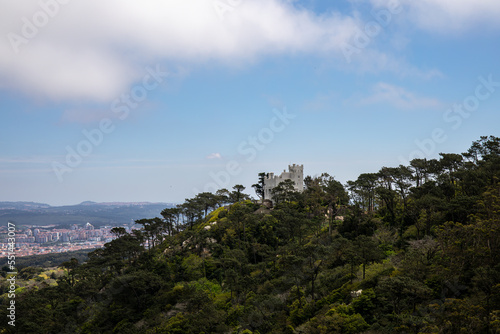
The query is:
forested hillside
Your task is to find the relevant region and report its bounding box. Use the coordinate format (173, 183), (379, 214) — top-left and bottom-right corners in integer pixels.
(2, 136), (500, 333)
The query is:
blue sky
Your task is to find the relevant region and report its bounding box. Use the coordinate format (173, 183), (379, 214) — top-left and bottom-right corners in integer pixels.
(1, 0), (500, 206)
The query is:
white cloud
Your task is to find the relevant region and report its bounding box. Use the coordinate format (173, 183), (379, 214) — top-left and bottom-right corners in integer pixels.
(0, 0), (361, 102)
(358, 82), (443, 109)
(411, 0), (500, 31)
(206, 153), (222, 160)
(372, 0), (500, 32)
(340, 49), (443, 79)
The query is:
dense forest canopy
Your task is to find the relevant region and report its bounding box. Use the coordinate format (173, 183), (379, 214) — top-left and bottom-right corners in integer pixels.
(1, 136), (500, 333)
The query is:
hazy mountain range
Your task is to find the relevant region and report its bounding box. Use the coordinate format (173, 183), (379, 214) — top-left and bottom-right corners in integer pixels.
(0, 201), (175, 227)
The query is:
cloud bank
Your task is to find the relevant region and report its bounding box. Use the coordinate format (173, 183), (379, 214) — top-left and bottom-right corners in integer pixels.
(0, 0), (359, 102)
(2, 0), (498, 104)
(372, 0), (500, 32)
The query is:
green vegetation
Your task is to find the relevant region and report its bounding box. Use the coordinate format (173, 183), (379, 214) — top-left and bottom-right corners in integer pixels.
(1, 136), (500, 333)
(0, 249), (91, 272)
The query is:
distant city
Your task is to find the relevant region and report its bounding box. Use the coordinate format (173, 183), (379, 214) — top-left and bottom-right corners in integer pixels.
(0, 222), (130, 257)
(0, 201), (172, 258)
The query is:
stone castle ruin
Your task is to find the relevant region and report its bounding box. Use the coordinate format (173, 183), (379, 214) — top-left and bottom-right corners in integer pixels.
(263, 164), (304, 201)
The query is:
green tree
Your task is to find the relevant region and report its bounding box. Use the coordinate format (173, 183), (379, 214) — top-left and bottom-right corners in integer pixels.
(216, 188), (231, 206)
(347, 173), (377, 212)
(161, 207), (181, 235)
(135, 217), (167, 249)
(271, 179), (299, 204)
(231, 184), (250, 203)
(180, 198), (204, 229)
(227, 201), (254, 249)
(354, 235), (383, 280)
(377, 276), (431, 314)
(195, 192), (219, 216)
(61, 258), (79, 287)
(252, 172), (267, 200)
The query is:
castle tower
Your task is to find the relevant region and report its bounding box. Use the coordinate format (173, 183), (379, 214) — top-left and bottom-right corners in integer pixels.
(263, 164), (304, 201)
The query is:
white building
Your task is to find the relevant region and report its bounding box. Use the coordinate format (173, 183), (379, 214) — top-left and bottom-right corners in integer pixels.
(263, 164), (304, 200)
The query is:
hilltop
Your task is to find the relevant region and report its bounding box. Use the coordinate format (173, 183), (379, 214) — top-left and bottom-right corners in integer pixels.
(1, 136), (500, 333)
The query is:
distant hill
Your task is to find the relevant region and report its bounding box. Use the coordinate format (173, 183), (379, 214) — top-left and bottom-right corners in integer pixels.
(0, 201), (51, 210)
(0, 201), (176, 227)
